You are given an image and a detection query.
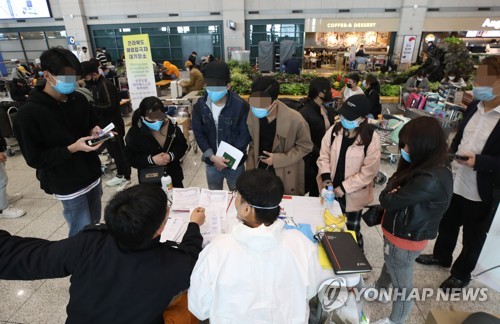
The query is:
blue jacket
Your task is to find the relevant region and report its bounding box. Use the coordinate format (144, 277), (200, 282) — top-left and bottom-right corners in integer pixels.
(192, 91), (251, 166)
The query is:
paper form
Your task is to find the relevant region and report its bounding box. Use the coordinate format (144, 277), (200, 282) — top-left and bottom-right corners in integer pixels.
(161, 218), (188, 242)
(172, 187), (201, 211)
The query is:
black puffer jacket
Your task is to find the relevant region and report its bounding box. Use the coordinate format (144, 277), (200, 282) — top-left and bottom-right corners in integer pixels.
(380, 166), (453, 241)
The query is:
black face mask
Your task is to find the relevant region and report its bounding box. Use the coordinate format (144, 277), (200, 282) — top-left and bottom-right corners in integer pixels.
(322, 90), (333, 103)
(346, 83), (353, 89)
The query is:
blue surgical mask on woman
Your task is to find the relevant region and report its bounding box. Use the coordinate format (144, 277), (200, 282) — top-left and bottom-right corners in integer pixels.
(38, 71), (44, 77)
(206, 86), (227, 102)
(362, 80), (367, 88)
(49, 73), (76, 94)
(473, 86), (497, 102)
(142, 118), (163, 131)
(401, 148), (412, 163)
(340, 115), (359, 130)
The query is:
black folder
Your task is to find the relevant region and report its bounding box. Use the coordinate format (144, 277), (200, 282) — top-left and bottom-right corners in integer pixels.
(321, 231), (372, 274)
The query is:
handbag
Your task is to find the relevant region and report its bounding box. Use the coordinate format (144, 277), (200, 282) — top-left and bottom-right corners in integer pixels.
(361, 205), (385, 227)
(138, 165), (165, 184)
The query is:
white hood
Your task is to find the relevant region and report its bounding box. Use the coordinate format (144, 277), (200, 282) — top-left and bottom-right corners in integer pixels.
(231, 220), (284, 252)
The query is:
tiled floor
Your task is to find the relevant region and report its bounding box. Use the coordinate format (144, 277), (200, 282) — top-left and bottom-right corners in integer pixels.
(1, 114), (499, 323)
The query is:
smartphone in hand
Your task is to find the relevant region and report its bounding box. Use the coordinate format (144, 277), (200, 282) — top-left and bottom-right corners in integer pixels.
(87, 132), (114, 146)
(449, 153), (469, 161)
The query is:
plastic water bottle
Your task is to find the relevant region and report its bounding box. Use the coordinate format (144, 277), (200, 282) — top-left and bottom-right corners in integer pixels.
(324, 185), (336, 215)
(161, 174), (173, 200)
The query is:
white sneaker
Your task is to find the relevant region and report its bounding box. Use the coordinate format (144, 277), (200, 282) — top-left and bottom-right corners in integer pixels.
(106, 176), (127, 187)
(364, 283), (391, 304)
(116, 180), (132, 192)
(0, 207), (26, 219)
(6, 193), (23, 204)
(371, 318), (395, 324)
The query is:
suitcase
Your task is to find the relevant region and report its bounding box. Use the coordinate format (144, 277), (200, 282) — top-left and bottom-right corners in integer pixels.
(406, 93), (427, 110)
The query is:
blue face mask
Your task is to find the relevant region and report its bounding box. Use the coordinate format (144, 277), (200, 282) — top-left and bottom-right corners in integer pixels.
(206, 86), (227, 102)
(401, 148), (412, 163)
(38, 71), (44, 77)
(473, 86), (497, 102)
(340, 115), (359, 130)
(49, 74), (76, 95)
(251, 106), (270, 119)
(142, 118), (163, 131)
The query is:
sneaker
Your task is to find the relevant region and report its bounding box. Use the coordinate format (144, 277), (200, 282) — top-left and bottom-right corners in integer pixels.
(106, 176), (126, 187)
(371, 318), (395, 324)
(364, 283), (391, 304)
(116, 180), (132, 192)
(6, 193), (23, 204)
(0, 207), (26, 219)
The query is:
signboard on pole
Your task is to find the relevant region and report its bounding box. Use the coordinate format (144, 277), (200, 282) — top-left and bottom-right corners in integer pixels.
(123, 34), (157, 109)
(400, 35), (417, 64)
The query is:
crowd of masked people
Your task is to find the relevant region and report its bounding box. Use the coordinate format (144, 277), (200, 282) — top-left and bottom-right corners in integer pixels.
(0, 47), (498, 324)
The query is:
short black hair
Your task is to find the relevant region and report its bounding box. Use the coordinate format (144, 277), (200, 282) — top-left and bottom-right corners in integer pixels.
(236, 169), (284, 224)
(308, 77), (331, 100)
(81, 61), (98, 77)
(104, 184), (168, 247)
(251, 76), (280, 101)
(347, 73), (360, 83)
(82, 46), (87, 50)
(365, 73), (379, 86)
(40, 47), (82, 76)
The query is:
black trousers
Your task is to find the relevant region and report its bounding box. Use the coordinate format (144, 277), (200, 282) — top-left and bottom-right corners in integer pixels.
(106, 135), (131, 180)
(433, 193), (492, 282)
(338, 196), (364, 249)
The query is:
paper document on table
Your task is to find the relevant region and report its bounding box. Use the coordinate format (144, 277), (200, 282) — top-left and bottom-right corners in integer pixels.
(161, 218), (188, 242)
(172, 187), (201, 211)
(279, 196), (294, 220)
(199, 189), (228, 208)
(192, 206), (222, 246)
(215, 141), (243, 170)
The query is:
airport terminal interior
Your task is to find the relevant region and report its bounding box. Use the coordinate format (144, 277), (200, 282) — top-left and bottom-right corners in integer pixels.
(0, 0), (499, 323)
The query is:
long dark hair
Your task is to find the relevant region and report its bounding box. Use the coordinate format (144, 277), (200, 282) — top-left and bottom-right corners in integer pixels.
(332, 118), (373, 147)
(131, 96), (164, 127)
(389, 117), (448, 190)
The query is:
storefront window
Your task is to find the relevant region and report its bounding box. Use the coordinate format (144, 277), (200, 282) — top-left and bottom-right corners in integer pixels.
(0, 29), (65, 64)
(247, 20), (305, 66)
(90, 22), (223, 64)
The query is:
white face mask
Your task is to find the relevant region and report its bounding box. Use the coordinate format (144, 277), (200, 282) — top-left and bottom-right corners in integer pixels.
(448, 76), (456, 81)
(417, 78), (424, 82)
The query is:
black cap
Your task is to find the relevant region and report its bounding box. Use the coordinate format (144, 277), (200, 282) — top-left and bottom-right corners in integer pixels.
(81, 61), (98, 76)
(338, 94), (371, 121)
(203, 62), (230, 86)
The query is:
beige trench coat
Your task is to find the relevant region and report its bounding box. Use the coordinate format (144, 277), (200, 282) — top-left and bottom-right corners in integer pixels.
(247, 101), (313, 195)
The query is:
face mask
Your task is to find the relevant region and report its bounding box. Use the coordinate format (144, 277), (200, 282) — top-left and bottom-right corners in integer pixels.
(142, 118), (163, 131)
(417, 78), (424, 82)
(49, 73), (76, 94)
(346, 83), (353, 89)
(104, 71), (109, 77)
(340, 115), (359, 130)
(401, 148), (412, 163)
(362, 80), (367, 88)
(38, 71), (44, 77)
(251, 107), (270, 119)
(473, 86), (497, 102)
(448, 76), (456, 81)
(321, 90), (333, 103)
(206, 86), (227, 102)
